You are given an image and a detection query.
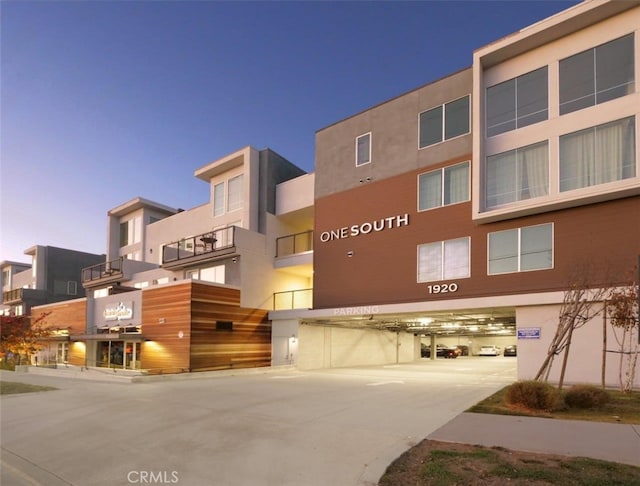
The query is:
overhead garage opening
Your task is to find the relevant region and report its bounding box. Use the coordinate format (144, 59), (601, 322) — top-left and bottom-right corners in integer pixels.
(297, 306), (518, 369)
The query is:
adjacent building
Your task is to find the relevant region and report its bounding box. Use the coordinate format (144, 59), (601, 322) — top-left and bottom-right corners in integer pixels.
(32, 147), (313, 372)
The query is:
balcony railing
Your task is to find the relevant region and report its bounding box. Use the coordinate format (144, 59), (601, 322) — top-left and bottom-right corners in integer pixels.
(3, 288), (24, 304)
(162, 226), (235, 264)
(273, 288), (313, 310)
(276, 230), (313, 258)
(82, 257), (124, 283)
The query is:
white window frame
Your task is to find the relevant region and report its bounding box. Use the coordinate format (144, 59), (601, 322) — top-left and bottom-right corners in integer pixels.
(418, 161), (470, 211)
(227, 175), (244, 212)
(419, 95), (470, 149)
(417, 237), (471, 283)
(213, 182), (225, 217)
(355, 132), (371, 167)
(487, 223), (554, 275)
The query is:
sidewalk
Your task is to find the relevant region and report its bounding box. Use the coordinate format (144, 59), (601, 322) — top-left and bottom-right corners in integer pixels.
(428, 412), (640, 467)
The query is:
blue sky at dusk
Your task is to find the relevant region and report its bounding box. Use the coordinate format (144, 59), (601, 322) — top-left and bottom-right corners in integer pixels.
(1, 0), (579, 263)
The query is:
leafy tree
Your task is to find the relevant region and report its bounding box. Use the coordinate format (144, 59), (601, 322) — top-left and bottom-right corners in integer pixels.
(0, 313), (51, 366)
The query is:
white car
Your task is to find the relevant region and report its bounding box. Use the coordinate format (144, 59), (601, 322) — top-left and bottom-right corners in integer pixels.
(478, 345), (500, 356)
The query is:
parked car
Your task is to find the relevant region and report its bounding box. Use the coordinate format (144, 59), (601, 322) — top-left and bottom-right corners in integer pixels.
(455, 345), (469, 356)
(503, 345), (517, 357)
(478, 345), (501, 356)
(421, 344), (458, 359)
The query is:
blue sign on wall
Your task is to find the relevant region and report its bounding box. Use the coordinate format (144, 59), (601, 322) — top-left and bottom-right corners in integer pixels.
(517, 327), (541, 339)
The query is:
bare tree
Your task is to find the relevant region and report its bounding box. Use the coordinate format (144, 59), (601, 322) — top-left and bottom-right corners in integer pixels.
(607, 283), (639, 393)
(535, 269), (610, 390)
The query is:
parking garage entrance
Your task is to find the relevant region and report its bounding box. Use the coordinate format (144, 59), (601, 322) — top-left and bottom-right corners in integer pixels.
(295, 306), (518, 369)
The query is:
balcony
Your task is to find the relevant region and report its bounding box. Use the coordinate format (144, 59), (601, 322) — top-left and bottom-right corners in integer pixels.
(162, 226), (236, 269)
(82, 258), (124, 288)
(273, 288), (313, 310)
(276, 230), (313, 257)
(2, 288), (46, 305)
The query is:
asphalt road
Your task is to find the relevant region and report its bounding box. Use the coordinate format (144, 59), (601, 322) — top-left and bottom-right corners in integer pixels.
(1, 357), (516, 486)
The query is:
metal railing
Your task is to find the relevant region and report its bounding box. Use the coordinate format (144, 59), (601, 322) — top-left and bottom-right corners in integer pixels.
(162, 226), (235, 264)
(276, 230), (313, 257)
(82, 257), (124, 283)
(3, 288), (24, 304)
(273, 288), (313, 310)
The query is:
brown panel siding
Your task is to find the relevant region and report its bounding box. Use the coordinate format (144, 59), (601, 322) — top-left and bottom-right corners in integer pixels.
(314, 162), (640, 308)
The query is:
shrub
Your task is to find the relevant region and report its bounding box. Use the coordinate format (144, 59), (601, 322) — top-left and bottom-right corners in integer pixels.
(505, 380), (562, 411)
(564, 385), (610, 409)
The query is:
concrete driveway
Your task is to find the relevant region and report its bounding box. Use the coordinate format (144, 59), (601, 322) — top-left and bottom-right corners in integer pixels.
(1, 358), (516, 486)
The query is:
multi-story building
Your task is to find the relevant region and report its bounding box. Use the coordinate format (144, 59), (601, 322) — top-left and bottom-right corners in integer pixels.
(30, 0), (639, 387)
(32, 146), (313, 371)
(1, 246), (104, 316)
(270, 0), (640, 387)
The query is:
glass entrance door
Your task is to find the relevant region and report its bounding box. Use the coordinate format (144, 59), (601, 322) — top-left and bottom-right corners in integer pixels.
(125, 341), (141, 370)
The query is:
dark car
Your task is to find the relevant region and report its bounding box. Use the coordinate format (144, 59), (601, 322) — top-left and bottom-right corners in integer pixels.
(504, 345), (517, 357)
(421, 344), (458, 359)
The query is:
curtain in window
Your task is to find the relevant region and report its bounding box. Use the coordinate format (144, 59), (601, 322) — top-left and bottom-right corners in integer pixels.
(443, 238), (469, 279)
(418, 242), (442, 282)
(560, 116), (635, 191)
(518, 142), (548, 199)
(444, 163), (469, 205)
(227, 175), (243, 211)
(418, 172), (442, 210)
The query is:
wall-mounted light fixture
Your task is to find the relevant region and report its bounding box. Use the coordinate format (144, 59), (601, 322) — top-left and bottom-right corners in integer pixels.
(347, 251), (354, 257)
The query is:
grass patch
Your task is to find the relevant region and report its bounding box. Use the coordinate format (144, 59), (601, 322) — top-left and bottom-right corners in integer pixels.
(467, 385), (640, 424)
(380, 441), (640, 486)
(0, 381), (58, 395)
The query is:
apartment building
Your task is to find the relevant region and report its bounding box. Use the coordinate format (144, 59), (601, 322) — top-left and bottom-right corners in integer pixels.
(1, 246), (104, 316)
(32, 147), (313, 372)
(270, 0), (639, 387)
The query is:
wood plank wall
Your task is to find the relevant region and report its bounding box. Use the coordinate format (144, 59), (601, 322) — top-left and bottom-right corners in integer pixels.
(32, 300), (87, 366)
(141, 282), (192, 373)
(190, 282), (271, 371)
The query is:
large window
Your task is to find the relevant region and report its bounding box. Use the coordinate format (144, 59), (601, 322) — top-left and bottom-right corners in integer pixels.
(187, 264), (225, 284)
(488, 223), (553, 275)
(418, 161), (469, 211)
(227, 175), (243, 212)
(559, 116), (635, 192)
(119, 217), (141, 247)
(356, 132), (371, 166)
(213, 182), (224, 216)
(485, 141), (549, 209)
(418, 237), (470, 282)
(419, 95), (470, 148)
(486, 67), (548, 137)
(559, 34), (634, 115)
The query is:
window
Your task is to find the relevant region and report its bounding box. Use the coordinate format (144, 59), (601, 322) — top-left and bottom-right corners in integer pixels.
(134, 281), (149, 289)
(227, 175), (243, 212)
(559, 34), (634, 115)
(94, 288), (108, 298)
(485, 141), (549, 209)
(418, 161), (470, 211)
(186, 265), (225, 284)
(560, 116), (635, 192)
(120, 217), (141, 247)
(67, 281), (77, 295)
(213, 182), (224, 216)
(488, 223), (553, 275)
(57, 342), (68, 363)
(419, 95), (470, 148)
(486, 67), (548, 137)
(356, 133), (371, 166)
(418, 237), (470, 282)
